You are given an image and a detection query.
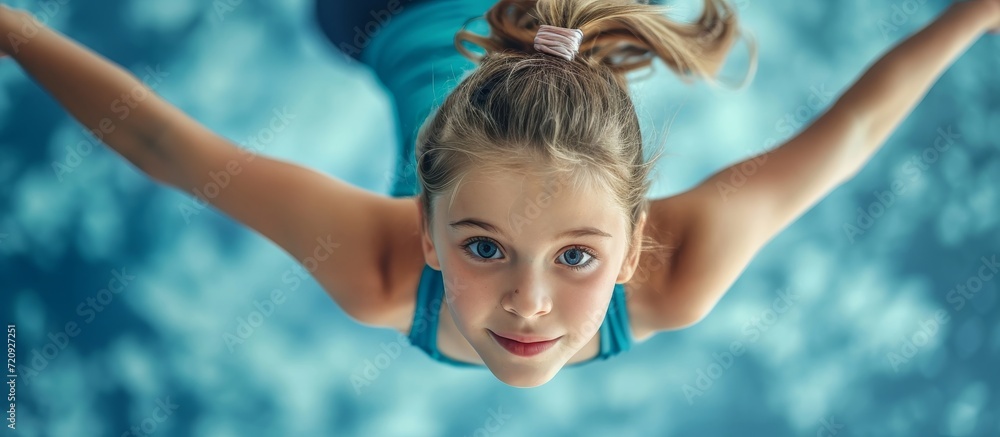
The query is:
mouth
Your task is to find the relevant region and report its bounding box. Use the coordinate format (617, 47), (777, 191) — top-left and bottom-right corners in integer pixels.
(488, 330), (562, 357)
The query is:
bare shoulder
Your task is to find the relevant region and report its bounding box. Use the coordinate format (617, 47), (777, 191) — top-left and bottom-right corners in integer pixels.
(359, 195), (426, 333)
(626, 188), (713, 342)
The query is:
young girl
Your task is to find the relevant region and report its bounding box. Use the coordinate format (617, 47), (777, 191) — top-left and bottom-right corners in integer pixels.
(2, 0), (998, 388)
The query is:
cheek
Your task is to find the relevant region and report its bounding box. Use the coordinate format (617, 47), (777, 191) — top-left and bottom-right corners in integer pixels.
(441, 266), (495, 326)
(557, 283), (612, 338)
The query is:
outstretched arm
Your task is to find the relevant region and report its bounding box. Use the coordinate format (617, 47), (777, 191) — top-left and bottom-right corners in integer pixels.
(632, 0), (1000, 333)
(1, 6), (402, 324)
(842, 0), (998, 164)
(0, 5), (163, 168)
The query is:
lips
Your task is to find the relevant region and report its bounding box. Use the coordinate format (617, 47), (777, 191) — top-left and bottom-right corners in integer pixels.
(489, 330), (561, 357)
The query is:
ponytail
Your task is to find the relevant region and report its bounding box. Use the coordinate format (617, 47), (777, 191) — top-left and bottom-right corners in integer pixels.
(456, 0), (756, 89)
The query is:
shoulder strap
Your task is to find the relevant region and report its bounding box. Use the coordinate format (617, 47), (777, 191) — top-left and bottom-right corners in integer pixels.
(407, 264), (442, 353)
(408, 265), (486, 367)
(598, 284), (634, 359)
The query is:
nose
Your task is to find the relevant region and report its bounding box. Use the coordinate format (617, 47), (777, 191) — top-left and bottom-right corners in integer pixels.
(501, 267), (553, 318)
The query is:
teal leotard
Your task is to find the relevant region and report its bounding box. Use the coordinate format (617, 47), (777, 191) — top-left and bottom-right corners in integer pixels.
(342, 0), (634, 367)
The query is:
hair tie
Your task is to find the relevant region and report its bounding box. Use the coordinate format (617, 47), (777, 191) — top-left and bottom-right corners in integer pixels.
(533, 24), (584, 61)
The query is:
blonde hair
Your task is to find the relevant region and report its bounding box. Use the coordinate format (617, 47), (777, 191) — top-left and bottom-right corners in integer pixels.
(415, 0), (755, 255)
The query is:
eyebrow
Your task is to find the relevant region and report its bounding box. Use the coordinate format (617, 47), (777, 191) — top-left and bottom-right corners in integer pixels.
(448, 218), (612, 240)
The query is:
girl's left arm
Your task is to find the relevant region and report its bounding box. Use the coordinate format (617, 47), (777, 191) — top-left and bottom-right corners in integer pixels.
(631, 0), (999, 334)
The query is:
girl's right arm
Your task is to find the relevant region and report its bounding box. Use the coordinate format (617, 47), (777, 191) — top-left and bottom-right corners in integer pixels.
(1, 6), (410, 325)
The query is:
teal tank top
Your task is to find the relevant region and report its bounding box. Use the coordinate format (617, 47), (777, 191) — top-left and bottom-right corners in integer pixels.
(356, 1), (634, 366)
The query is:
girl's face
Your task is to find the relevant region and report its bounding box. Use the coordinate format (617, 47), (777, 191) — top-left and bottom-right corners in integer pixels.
(419, 165), (642, 387)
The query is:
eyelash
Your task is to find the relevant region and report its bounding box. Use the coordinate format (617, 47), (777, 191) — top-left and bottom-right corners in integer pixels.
(460, 236), (599, 271)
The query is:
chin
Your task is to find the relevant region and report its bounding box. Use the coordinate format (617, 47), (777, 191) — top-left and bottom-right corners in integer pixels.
(486, 364), (560, 388)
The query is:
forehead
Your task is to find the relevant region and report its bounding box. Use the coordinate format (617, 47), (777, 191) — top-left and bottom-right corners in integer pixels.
(438, 165), (625, 238)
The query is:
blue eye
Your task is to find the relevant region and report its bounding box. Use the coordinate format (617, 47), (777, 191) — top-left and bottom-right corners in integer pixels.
(461, 238), (598, 271)
(558, 247), (595, 270)
(463, 238), (503, 260)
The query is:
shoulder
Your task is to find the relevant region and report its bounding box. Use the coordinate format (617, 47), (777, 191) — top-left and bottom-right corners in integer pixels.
(345, 195), (425, 333)
(625, 188), (720, 341)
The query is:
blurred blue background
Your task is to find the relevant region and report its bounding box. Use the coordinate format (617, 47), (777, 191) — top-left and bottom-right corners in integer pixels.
(1, 0), (999, 436)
